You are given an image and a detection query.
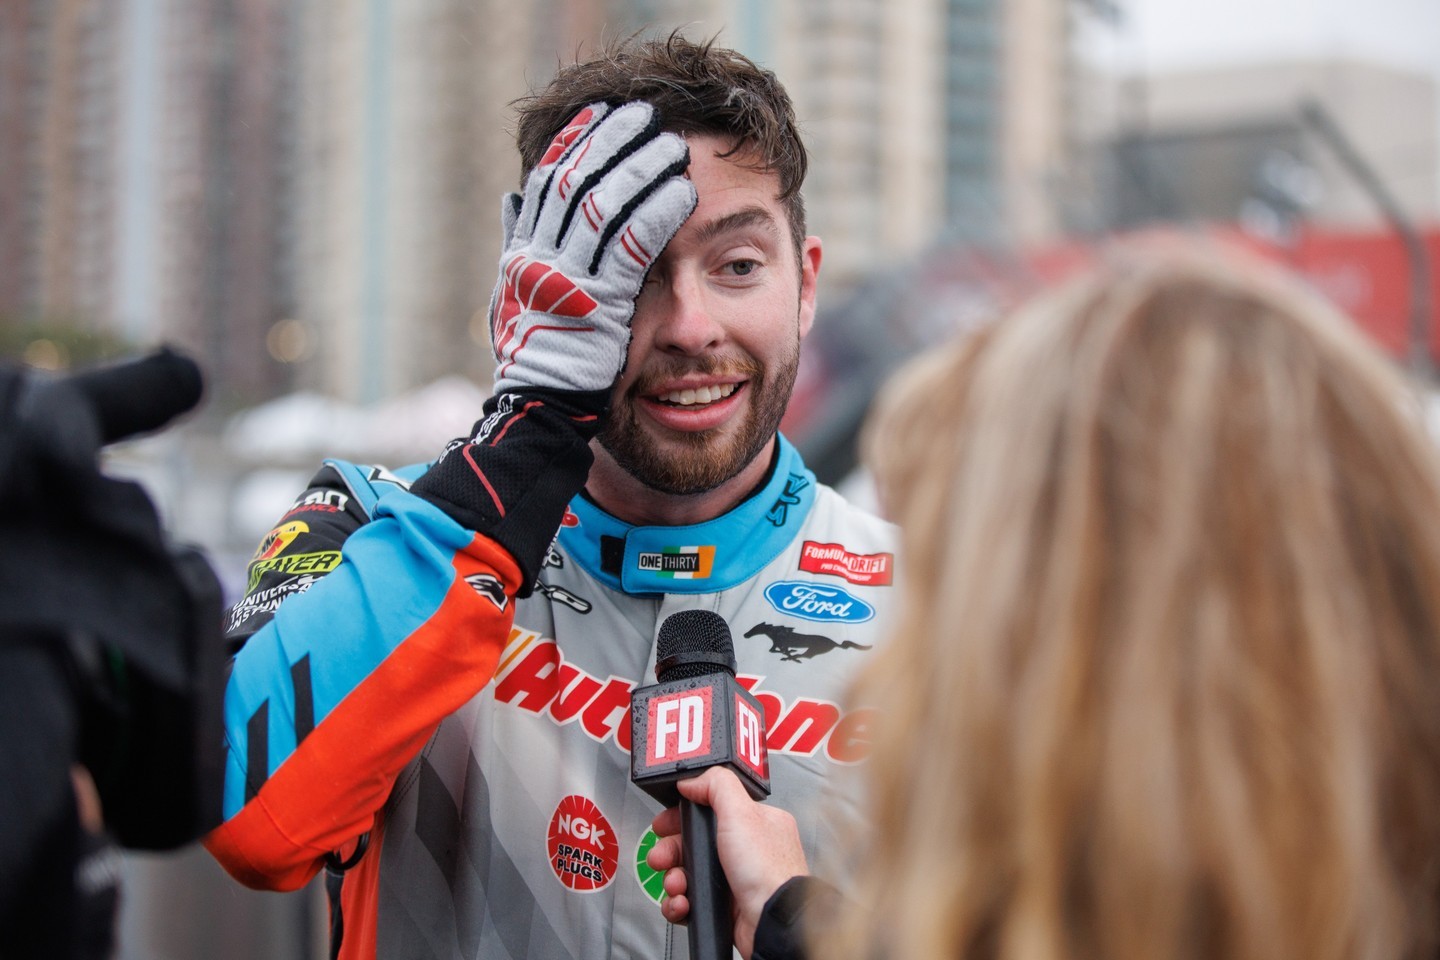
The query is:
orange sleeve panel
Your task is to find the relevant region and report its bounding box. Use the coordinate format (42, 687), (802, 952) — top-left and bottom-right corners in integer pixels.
(206, 501), (523, 891)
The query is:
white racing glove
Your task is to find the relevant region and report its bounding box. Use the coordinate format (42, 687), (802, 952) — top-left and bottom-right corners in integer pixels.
(410, 101), (696, 592)
(490, 100), (698, 398)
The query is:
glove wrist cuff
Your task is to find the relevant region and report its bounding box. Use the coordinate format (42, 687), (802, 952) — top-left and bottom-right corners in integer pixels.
(408, 389), (606, 591)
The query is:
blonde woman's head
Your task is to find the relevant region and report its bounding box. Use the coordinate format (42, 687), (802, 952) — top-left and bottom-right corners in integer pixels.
(834, 249), (1440, 960)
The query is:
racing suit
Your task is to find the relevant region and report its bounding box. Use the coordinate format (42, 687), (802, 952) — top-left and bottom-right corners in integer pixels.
(207, 435), (896, 960)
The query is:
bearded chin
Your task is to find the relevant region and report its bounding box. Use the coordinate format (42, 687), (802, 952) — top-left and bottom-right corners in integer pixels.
(596, 347), (800, 497)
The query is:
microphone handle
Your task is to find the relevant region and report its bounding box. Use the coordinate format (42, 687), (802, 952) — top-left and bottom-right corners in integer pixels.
(681, 795), (734, 960)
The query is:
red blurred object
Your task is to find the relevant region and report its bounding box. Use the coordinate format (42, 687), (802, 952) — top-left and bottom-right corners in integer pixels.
(1029, 224), (1440, 366)
(1235, 226), (1440, 363)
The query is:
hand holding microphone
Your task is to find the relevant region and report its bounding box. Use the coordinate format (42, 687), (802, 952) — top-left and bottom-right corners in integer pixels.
(646, 767), (809, 959)
(631, 610), (775, 960)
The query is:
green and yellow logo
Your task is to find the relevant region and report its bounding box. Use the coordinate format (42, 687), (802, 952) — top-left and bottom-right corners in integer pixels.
(247, 550), (342, 592)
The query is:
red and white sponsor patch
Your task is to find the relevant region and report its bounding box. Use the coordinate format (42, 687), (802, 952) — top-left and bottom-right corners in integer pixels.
(798, 541), (893, 587)
(547, 795), (618, 892)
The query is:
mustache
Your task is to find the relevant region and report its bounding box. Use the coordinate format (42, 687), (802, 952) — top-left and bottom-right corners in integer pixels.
(624, 354), (765, 396)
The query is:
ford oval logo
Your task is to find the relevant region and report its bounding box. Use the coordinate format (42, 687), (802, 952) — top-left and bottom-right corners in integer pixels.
(763, 580), (875, 624)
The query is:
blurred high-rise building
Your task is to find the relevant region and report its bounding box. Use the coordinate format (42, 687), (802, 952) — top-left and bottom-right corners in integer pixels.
(288, 0), (530, 403)
(0, 0), (123, 339)
(160, 0), (300, 407)
(0, 0), (301, 408)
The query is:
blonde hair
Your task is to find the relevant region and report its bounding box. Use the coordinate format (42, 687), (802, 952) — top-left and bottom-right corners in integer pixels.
(825, 250), (1440, 960)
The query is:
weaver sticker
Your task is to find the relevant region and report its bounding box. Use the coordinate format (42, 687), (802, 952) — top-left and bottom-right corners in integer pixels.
(247, 549), (342, 593)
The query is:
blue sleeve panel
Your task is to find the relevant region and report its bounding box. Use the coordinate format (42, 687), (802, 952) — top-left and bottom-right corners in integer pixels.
(220, 488), (488, 818)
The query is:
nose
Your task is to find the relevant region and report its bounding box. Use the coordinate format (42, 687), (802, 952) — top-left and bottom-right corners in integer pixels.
(642, 272), (724, 357)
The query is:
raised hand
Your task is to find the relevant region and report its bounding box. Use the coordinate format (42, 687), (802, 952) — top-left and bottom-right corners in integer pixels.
(490, 100), (698, 400)
(411, 102), (698, 586)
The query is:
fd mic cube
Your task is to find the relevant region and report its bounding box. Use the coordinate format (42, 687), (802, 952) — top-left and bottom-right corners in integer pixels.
(630, 674), (771, 806)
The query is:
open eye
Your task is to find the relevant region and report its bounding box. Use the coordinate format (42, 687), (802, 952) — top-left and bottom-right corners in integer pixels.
(727, 259), (758, 277)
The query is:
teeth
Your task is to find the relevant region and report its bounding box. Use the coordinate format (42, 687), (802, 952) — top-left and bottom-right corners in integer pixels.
(658, 383), (738, 406)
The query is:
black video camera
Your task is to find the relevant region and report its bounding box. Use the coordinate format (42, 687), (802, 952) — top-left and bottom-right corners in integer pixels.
(0, 347), (225, 928)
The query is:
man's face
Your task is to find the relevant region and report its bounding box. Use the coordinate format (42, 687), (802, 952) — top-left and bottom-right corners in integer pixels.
(596, 135), (822, 495)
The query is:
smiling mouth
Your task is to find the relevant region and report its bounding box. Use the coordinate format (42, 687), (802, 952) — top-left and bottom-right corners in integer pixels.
(654, 382), (741, 406)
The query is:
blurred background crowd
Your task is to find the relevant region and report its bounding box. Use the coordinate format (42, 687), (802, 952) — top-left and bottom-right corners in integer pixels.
(2, 0), (1437, 956)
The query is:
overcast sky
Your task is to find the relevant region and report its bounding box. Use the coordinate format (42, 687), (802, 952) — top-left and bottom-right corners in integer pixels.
(1086, 0), (1440, 79)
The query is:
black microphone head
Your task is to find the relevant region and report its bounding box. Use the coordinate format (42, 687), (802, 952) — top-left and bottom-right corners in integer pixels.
(655, 610), (735, 683)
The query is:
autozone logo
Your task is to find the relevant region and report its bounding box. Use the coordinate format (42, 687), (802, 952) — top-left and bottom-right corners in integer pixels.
(799, 541), (893, 587)
(636, 546), (715, 579)
(493, 628), (874, 764)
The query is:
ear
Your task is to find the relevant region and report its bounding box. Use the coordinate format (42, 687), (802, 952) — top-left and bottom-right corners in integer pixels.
(797, 236), (822, 339)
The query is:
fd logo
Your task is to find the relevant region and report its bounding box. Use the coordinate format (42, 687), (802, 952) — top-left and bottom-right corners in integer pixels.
(547, 795), (618, 892)
(646, 688), (713, 764)
(734, 694), (767, 780)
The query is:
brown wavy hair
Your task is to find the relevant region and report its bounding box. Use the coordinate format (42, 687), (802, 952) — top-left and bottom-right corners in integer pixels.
(512, 32), (807, 257)
(825, 249), (1440, 960)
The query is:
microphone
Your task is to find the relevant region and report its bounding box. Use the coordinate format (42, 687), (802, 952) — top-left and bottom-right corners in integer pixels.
(632, 610), (771, 960)
(68, 346), (204, 445)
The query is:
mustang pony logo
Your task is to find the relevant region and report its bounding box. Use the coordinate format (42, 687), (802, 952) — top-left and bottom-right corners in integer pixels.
(744, 623), (873, 663)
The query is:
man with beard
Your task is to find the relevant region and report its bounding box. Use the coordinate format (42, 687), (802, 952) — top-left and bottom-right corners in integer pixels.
(206, 35), (896, 960)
